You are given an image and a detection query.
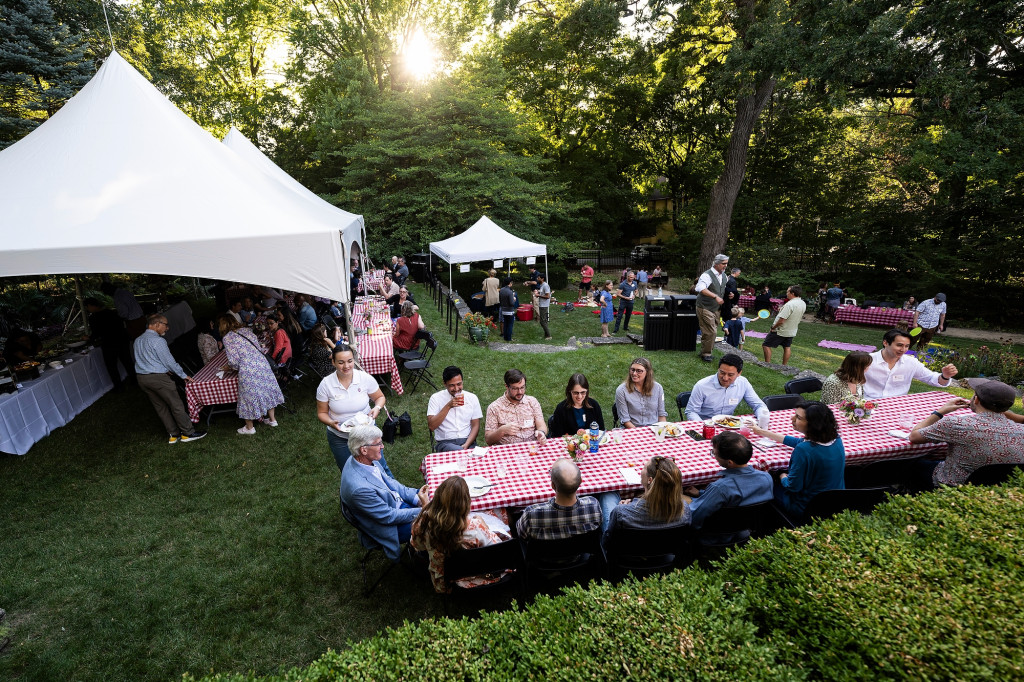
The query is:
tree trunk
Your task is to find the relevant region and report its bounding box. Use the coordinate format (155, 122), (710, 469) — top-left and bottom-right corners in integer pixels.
(697, 77), (776, 273)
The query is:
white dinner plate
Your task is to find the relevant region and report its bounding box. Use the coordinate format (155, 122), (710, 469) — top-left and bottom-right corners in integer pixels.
(463, 475), (493, 498)
(338, 413), (373, 433)
(649, 423), (685, 438)
(711, 415), (743, 430)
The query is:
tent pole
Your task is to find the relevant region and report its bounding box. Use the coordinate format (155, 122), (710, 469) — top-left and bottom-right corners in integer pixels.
(544, 255), (548, 284)
(68, 275), (89, 336)
(449, 263), (453, 292)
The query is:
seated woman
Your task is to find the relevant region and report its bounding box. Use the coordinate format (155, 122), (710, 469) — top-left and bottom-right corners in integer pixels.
(275, 302), (305, 353)
(196, 317), (221, 364)
(605, 456), (690, 540)
(902, 296), (917, 311)
(220, 315), (283, 434)
(411, 476), (512, 594)
(265, 313), (293, 368)
(820, 351), (871, 405)
(549, 373), (606, 437)
(750, 401), (845, 518)
(614, 357), (667, 428)
(308, 323), (335, 378)
(389, 287), (416, 319)
(392, 301), (425, 353)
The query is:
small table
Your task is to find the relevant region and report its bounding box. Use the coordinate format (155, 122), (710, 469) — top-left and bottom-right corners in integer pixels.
(833, 305), (914, 328)
(421, 391), (958, 511)
(738, 295), (784, 313)
(185, 350), (237, 422)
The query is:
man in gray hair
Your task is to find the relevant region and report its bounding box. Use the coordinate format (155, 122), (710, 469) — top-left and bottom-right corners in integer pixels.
(340, 423), (428, 560)
(694, 254), (730, 362)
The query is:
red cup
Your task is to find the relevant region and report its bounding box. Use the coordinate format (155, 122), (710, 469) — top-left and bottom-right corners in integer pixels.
(702, 423), (716, 440)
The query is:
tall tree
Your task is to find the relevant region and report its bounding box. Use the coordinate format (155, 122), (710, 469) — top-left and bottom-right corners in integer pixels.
(0, 0), (91, 148)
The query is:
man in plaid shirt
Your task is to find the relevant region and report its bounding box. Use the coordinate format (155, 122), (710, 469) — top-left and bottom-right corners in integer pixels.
(516, 458), (603, 539)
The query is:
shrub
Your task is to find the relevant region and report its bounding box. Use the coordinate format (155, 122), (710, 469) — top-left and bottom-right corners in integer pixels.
(922, 343), (1024, 387)
(193, 476), (1024, 682)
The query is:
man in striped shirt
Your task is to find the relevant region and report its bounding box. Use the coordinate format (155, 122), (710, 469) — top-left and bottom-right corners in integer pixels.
(517, 458), (603, 539)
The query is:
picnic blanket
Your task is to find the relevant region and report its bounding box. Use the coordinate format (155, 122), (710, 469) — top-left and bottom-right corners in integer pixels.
(817, 340), (876, 352)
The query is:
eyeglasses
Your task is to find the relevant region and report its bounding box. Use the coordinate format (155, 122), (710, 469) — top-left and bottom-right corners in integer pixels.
(571, 390), (588, 396)
(364, 441), (384, 450)
(629, 368), (645, 374)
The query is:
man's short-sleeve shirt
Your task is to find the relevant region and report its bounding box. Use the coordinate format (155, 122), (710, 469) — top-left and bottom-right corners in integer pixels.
(427, 390), (483, 441)
(486, 394), (544, 444)
(773, 297), (807, 337)
(915, 299), (947, 329)
(917, 412), (1024, 486)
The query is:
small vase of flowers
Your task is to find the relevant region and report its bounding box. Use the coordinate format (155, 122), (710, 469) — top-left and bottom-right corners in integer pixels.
(839, 396), (877, 425)
(563, 430), (591, 462)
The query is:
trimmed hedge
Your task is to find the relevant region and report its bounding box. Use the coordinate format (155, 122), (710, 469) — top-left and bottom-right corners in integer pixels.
(194, 475), (1024, 681)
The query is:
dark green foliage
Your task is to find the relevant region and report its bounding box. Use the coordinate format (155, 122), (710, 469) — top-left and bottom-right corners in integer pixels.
(0, 0), (91, 147)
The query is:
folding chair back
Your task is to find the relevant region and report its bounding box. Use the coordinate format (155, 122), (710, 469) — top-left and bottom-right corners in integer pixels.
(763, 394), (803, 411)
(676, 391), (692, 421)
(605, 524), (690, 581)
(966, 462), (1024, 486)
(783, 377), (823, 396)
(801, 487), (889, 522)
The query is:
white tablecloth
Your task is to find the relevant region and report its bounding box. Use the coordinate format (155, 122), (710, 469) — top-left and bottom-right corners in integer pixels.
(0, 348), (116, 455)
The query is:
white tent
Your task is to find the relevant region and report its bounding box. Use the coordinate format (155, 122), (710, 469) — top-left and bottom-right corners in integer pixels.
(0, 52), (362, 303)
(429, 216), (547, 290)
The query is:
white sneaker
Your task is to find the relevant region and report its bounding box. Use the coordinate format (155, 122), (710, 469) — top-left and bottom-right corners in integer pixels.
(261, 418), (279, 427)
(237, 426), (256, 435)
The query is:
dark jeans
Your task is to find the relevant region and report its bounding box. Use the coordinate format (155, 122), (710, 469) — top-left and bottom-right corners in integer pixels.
(502, 313), (515, 341)
(614, 300), (634, 332)
(538, 306), (550, 337)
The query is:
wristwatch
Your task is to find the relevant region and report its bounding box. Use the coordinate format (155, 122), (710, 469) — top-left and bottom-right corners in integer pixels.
(931, 411), (944, 419)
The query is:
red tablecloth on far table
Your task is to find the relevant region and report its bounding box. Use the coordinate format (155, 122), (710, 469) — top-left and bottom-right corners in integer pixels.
(420, 391), (960, 511)
(186, 350), (237, 422)
(833, 305), (914, 327)
(738, 295), (784, 313)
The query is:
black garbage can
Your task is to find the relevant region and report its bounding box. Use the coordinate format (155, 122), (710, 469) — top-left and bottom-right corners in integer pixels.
(643, 297), (673, 351)
(668, 295), (698, 351)
(409, 252), (429, 282)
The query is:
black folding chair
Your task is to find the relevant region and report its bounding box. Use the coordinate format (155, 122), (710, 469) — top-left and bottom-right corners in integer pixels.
(397, 329), (431, 363)
(339, 498), (405, 595)
(695, 501), (793, 561)
(783, 377), (823, 396)
(798, 487), (890, 524)
(965, 462), (1024, 486)
(443, 540), (524, 613)
(401, 333), (438, 393)
(604, 524), (691, 582)
(676, 391), (692, 421)
(521, 528), (604, 592)
(612, 404), (620, 428)
(763, 394), (803, 411)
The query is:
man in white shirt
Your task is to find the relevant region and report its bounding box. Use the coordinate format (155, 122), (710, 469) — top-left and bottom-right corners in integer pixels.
(427, 366), (483, 451)
(762, 285), (807, 365)
(694, 254), (729, 362)
(686, 353), (769, 424)
(911, 293), (947, 350)
(863, 329), (958, 399)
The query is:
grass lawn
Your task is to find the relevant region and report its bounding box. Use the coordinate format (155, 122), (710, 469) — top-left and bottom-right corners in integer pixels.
(1, 278), (1020, 680)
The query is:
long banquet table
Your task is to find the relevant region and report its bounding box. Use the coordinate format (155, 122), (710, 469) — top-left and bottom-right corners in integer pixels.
(833, 305), (914, 328)
(421, 391), (962, 511)
(0, 347), (122, 455)
(352, 297), (403, 394)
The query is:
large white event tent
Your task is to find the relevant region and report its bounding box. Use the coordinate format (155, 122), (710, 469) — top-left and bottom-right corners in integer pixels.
(0, 51), (363, 303)
(429, 216), (548, 290)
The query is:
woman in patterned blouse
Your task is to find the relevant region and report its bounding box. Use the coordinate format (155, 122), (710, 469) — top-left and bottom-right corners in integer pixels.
(820, 351), (871, 405)
(411, 477), (512, 593)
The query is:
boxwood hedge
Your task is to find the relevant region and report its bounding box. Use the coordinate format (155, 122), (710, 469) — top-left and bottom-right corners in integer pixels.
(194, 476), (1024, 681)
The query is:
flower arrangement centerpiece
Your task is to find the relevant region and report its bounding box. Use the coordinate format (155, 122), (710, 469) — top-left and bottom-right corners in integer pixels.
(838, 396), (877, 425)
(464, 312), (498, 343)
(563, 429), (592, 462)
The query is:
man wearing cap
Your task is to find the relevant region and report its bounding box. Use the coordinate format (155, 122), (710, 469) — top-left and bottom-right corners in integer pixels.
(909, 378), (1024, 487)
(912, 293), (947, 350)
(863, 329), (958, 399)
(694, 254), (730, 362)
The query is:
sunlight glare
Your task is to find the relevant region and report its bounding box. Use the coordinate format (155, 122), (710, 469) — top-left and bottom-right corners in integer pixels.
(401, 29), (438, 81)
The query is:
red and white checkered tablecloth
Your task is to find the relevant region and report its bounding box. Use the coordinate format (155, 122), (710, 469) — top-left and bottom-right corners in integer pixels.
(362, 270), (388, 294)
(738, 295), (784, 313)
(185, 350), (238, 422)
(352, 326), (403, 396)
(420, 391), (960, 511)
(833, 305), (914, 327)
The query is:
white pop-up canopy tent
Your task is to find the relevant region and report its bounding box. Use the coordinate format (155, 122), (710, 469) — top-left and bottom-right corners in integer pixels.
(0, 51), (363, 303)
(429, 216), (547, 290)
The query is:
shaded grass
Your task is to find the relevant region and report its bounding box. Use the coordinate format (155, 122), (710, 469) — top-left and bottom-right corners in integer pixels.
(0, 280), (1016, 680)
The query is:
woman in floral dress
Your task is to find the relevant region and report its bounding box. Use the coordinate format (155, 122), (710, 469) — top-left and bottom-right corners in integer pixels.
(411, 477), (512, 593)
(219, 315), (284, 435)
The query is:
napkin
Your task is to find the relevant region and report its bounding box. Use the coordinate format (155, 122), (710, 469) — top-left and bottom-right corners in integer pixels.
(472, 446), (489, 457)
(620, 467), (642, 485)
(754, 437), (777, 449)
(431, 462), (463, 475)
(215, 370), (225, 379)
(888, 429), (910, 440)
(64, 359), (73, 364)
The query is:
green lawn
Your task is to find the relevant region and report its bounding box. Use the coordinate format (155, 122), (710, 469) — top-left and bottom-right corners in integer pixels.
(0, 279), (1019, 680)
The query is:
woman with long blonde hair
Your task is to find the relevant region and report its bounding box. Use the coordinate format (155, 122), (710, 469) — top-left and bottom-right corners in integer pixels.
(605, 456), (690, 537)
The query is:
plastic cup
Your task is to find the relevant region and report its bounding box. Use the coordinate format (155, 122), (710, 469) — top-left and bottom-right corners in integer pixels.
(456, 451), (469, 472)
(899, 416), (916, 431)
(455, 392), (465, 407)
(757, 412), (770, 430)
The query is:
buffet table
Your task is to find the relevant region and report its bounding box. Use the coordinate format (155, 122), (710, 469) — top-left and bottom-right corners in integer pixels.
(421, 391), (958, 511)
(0, 347), (121, 455)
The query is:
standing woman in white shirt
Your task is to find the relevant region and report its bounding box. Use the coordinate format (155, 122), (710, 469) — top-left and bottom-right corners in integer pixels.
(316, 346), (390, 475)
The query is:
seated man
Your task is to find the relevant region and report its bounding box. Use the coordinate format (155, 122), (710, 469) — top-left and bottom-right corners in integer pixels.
(863, 329), (957, 398)
(294, 294), (317, 331)
(340, 424), (428, 561)
(909, 378), (1024, 488)
(378, 275), (400, 299)
(517, 458), (603, 540)
(685, 431), (773, 545)
(394, 257), (410, 285)
(427, 366), (483, 451)
(485, 368), (546, 445)
(685, 353), (769, 425)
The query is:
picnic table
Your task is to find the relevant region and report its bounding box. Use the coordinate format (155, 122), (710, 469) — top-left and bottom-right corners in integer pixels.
(738, 294), (784, 313)
(361, 269), (388, 295)
(421, 391), (960, 511)
(351, 297), (403, 395)
(185, 350), (236, 422)
(833, 305), (914, 328)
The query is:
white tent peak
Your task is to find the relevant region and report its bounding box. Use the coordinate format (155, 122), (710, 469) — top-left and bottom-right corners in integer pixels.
(0, 51), (361, 302)
(429, 216), (547, 290)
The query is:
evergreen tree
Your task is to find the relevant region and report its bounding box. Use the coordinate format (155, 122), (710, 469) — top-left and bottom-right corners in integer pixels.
(0, 0), (91, 148)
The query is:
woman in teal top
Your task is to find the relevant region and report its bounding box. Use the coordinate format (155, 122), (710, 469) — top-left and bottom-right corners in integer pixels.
(750, 401), (845, 517)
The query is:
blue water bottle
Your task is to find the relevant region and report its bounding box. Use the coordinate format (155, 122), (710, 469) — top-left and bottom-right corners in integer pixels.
(589, 422), (600, 453)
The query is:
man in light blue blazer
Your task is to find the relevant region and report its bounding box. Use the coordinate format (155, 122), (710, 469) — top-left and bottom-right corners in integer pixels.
(341, 423), (428, 561)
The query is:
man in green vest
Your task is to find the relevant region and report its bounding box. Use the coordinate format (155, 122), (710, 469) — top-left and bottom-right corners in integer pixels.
(694, 254), (730, 362)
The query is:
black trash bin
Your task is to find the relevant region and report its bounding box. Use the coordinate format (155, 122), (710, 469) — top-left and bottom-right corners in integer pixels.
(668, 295), (698, 351)
(409, 252), (429, 282)
(643, 297), (673, 351)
